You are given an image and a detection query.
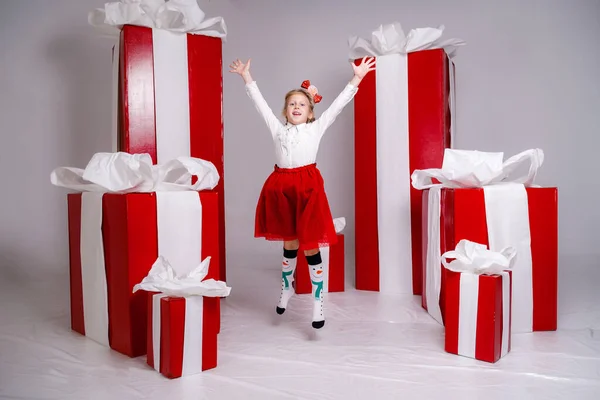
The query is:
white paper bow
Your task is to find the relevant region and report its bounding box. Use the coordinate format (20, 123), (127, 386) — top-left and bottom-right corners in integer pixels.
(133, 256), (231, 297)
(441, 240), (516, 276)
(88, 0), (227, 38)
(348, 22), (465, 60)
(411, 148), (544, 190)
(333, 217), (346, 233)
(50, 152), (219, 193)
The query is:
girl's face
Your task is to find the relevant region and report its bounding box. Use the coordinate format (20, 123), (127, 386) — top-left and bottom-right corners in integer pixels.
(285, 93), (313, 125)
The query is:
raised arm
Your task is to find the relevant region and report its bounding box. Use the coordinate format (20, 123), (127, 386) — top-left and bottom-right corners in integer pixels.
(314, 57), (376, 135)
(313, 83), (358, 134)
(229, 58), (281, 137)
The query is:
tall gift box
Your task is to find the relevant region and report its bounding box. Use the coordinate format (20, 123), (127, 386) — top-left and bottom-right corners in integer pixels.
(94, 3), (229, 282)
(54, 153), (221, 357)
(414, 149), (558, 333)
(350, 23), (465, 294)
(296, 217), (346, 294)
(441, 241), (513, 363)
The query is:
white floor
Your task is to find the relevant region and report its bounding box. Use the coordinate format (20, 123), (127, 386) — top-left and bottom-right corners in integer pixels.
(1, 255), (599, 400)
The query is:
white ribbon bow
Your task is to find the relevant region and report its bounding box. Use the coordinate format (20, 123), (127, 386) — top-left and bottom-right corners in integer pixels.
(441, 240), (516, 276)
(333, 217), (346, 233)
(411, 148), (544, 189)
(50, 152), (220, 193)
(133, 256), (231, 297)
(88, 0), (227, 38)
(348, 22), (466, 60)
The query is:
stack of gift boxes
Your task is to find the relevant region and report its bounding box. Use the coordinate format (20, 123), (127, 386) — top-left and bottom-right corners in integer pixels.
(55, 2), (353, 380)
(351, 23), (559, 363)
(52, 2), (231, 379)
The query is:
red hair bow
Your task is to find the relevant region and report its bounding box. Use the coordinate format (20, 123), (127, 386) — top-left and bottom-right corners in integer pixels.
(301, 80), (322, 103)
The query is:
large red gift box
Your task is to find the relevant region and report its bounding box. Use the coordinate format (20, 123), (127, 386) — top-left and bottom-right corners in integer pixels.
(444, 269), (512, 363)
(354, 48), (454, 295)
(113, 25), (226, 282)
(295, 234), (345, 294)
(67, 191), (220, 357)
(147, 293), (219, 379)
(422, 187), (558, 332)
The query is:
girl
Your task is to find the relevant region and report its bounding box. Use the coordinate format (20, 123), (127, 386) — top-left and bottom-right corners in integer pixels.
(230, 56), (375, 329)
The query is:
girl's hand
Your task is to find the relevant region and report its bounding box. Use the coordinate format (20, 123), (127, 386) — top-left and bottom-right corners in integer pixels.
(350, 56), (376, 86)
(229, 58), (253, 84)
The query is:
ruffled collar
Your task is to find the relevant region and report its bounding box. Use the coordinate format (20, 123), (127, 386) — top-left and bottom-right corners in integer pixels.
(285, 122), (306, 130)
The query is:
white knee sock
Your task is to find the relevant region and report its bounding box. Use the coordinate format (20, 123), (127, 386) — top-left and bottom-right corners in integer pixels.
(276, 248), (298, 314)
(307, 252), (325, 329)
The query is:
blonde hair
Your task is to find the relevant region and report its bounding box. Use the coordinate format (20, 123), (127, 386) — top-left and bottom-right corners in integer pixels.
(282, 88), (315, 123)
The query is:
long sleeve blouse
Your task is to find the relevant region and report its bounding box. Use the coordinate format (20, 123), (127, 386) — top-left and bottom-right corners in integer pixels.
(245, 81), (358, 168)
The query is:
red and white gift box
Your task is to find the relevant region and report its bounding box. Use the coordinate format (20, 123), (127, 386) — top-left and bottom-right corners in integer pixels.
(111, 24), (227, 281)
(296, 234), (345, 294)
(351, 23), (464, 294)
(147, 293), (220, 379)
(415, 149), (558, 333)
(444, 269), (512, 363)
(67, 190), (220, 357)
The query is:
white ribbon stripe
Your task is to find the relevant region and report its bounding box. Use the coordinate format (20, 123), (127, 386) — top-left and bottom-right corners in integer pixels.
(182, 296), (204, 375)
(376, 54), (412, 295)
(152, 30), (192, 164)
(501, 271), (511, 357)
(483, 184), (533, 333)
(156, 192), (202, 276)
(79, 192), (110, 347)
(457, 273), (479, 359)
(424, 187), (443, 324)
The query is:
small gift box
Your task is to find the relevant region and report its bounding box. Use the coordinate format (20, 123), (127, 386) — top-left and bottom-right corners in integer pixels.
(52, 152), (221, 357)
(350, 22), (465, 295)
(442, 240), (513, 363)
(88, 0), (228, 282)
(147, 294), (220, 378)
(134, 256), (231, 379)
(296, 217), (346, 294)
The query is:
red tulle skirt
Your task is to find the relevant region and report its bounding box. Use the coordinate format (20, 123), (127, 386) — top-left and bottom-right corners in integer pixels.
(255, 163), (338, 249)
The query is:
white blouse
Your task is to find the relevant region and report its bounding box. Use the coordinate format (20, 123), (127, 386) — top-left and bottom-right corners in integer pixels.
(245, 81), (359, 169)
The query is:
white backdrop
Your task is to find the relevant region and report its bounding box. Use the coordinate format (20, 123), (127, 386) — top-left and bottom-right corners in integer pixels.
(1, 0), (599, 285)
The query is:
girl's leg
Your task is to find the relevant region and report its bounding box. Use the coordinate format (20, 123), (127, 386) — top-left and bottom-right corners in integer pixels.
(305, 248), (325, 329)
(276, 239), (300, 314)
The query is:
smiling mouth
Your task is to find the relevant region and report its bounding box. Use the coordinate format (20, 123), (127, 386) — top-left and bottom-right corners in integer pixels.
(292, 112), (301, 116)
